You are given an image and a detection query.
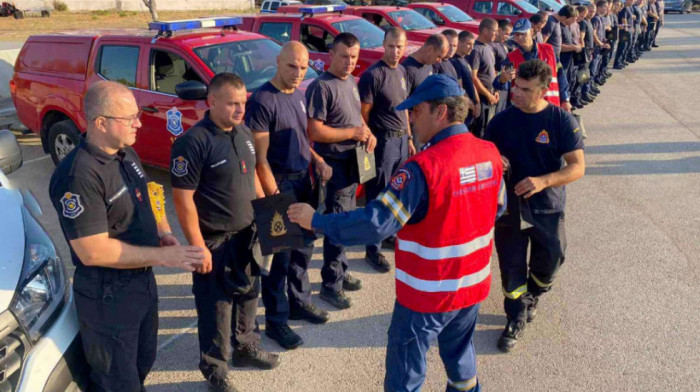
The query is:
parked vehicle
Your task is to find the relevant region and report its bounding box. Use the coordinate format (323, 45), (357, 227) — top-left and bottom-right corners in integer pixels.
(10, 17), (317, 168)
(244, 5), (422, 75)
(408, 2), (481, 34)
(343, 6), (457, 41)
(0, 129), (88, 392)
(525, 0), (562, 12)
(664, 0), (692, 13)
(261, 0), (302, 13)
(438, 0), (540, 23)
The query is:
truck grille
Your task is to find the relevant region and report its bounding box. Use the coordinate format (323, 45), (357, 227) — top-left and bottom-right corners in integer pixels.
(0, 311), (28, 392)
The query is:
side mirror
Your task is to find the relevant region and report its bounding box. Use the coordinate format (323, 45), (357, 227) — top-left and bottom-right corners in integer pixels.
(0, 129), (23, 176)
(513, 9), (522, 15)
(175, 81), (208, 101)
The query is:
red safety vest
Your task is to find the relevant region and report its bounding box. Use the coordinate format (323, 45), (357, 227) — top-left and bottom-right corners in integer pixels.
(508, 43), (561, 106)
(394, 132), (503, 313)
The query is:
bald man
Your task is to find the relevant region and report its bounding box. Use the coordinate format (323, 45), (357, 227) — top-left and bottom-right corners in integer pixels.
(49, 81), (204, 391)
(246, 42), (333, 350)
(401, 34), (448, 95)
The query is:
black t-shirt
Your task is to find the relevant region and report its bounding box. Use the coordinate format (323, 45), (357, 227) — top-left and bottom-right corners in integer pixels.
(432, 58), (459, 80)
(305, 71), (362, 160)
(581, 19), (595, 49)
(450, 54), (477, 104)
(484, 104), (584, 213)
(560, 22), (574, 66)
(468, 41), (496, 94)
(618, 7), (634, 30)
(245, 81), (311, 173)
(170, 113), (257, 235)
(543, 15), (563, 58)
(490, 42), (510, 71)
(358, 60), (409, 135)
(401, 55), (434, 95)
(49, 140), (159, 267)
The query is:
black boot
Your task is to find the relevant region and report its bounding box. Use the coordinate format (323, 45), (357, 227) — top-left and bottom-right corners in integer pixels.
(497, 319), (527, 353)
(265, 322), (303, 350)
(231, 343), (280, 369)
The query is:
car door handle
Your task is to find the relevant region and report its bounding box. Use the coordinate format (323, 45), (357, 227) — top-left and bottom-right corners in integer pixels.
(141, 106), (159, 113)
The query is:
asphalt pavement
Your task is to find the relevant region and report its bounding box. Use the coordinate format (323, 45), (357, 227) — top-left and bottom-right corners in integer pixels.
(4, 13), (699, 392)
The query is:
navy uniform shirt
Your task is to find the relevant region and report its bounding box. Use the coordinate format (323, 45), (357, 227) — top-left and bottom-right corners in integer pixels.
(560, 22), (575, 66)
(592, 15), (606, 44)
(401, 56), (434, 95)
(450, 54), (478, 105)
(490, 42), (510, 72)
(432, 58), (459, 81)
(468, 41), (496, 94)
(358, 60), (409, 135)
(632, 4), (643, 27)
(245, 81), (311, 174)
(484, 104), (584, 214)
(619, 6), (634, 30)
(49, 140), (159, 267)
(306, 71), (363, 160)
(170, 112), (257, 235)
(312, 124), (506, 244)
(542, 14), (563, 58)
(581, 19), (595, 50)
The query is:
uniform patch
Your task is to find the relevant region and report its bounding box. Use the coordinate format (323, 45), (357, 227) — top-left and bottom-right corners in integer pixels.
(129, 161), (145, 179)
(172, 156), (188, 177)
(134, 188), (143, 203)
(459, 166), (476, 185)
(401, 77), (407, 91)
(476, 161), (493, 181)
(300, 100), (307, 114)
(572, 127), (580, 134)
(246, 140), (256, 154)
(167, 107), (184, 136)
(107, 185), (128, 204)
(210, 159), (227, 168)
(60, 192), (84, 219)
(390, 168), (412, 191)
(353, 87), (360, 102)
(536, 130), (550, 144)
(313, 59), (325, 71)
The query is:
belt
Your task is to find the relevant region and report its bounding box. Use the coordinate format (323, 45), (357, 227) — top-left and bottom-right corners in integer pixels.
(274, 169), (308, 182)
(379, 129), (406, 138)
(76, 265), (151, 277)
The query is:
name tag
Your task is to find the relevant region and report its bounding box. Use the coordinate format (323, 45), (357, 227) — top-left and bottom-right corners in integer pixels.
(107, 185), (128, 205)
(210, 159), (228, 169)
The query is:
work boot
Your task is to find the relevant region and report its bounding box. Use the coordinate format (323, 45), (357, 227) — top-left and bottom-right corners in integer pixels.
(652, 43), (659, 48)
(342, 273), (363, 291)
(604, 71), (613, 77)
(527, 297), (540, 323)
(365, 252), (391, 273)
(289, 302), (330, 324)
(320, 287), (352, 309)
(497, 319), (526, 353)
(231, 343), (280, 370)
(265, 323), (303, 350)
(583, 93), (596, 102)
(382, 236), (396, 250)
(613, 64), (624, 70)
(207, 376), (239, 392)
(591, 86), (601, 94)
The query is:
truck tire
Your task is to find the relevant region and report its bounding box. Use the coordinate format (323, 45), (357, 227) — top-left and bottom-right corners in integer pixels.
(48, 120), (81, 165)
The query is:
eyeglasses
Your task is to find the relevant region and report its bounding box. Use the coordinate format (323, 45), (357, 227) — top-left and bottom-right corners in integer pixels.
(98, 110), (143, 124)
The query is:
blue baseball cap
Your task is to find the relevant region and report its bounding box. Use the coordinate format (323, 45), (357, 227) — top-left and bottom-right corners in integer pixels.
(513, 18), (532, 34)
(396, 74), (465, 111)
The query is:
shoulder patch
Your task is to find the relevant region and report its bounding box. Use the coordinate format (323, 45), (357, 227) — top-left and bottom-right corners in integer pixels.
(313, 59), (325, 71)
(390, 168), (412, 191)
(536, 130), (550, 144)
(172, 156), (189, 177)
(167, 107), (184, 136)
(60, 192), (85, 219)
(476, 161), (494, 181)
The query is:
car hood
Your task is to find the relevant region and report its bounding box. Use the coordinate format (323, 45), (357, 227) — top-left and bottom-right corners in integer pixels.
(0, 184), (25, 312)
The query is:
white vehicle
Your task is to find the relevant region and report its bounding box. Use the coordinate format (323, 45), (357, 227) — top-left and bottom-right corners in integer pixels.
(261, 0), (302, 12)
(0, 130), (87, 392)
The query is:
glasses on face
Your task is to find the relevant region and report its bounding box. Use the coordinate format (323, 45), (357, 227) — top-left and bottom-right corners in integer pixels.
(99, 110), (143, 125)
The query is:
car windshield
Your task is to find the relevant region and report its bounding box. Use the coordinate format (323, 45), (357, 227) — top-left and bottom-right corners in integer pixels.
(194, 39), (318, 91)
(388, 10), (436, 31)
(331, 19), (386, 48)
(436, 5), (474, 22)
(515, 0), (541, 13)
(539, 0), (563, 11)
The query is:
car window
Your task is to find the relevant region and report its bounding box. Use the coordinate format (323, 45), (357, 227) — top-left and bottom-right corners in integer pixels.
(262, 1), (270, 10)
(437, 5), (475, 22)
(497, 2), (518, 15)
(473, 1), (494, 14)
(150, 50), (204, 95)
(387, 10), (436, 31)
(260, 22), (293, 43)
(270, 1), (280, 10)
(194, 39), (318, 92)
(301, 24), (333, 53)
(514, 0), (541, 12)
(331, 18), (385, 48)
(362, 12), (392, 28)
(97, 45), (139, 87)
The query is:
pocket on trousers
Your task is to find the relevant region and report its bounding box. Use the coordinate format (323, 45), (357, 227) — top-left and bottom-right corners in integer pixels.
(80, 323), (119, 375)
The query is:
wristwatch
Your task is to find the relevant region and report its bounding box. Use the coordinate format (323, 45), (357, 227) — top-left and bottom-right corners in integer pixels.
(407, 135), (414, 141)
(159, 231), (173, 240)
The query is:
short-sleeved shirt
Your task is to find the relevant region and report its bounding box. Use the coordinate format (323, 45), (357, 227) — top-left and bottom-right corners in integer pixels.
(490, 42), (510, 71)
(484, 104), (584, 213)
(592, 15), (606, 44)
(543, 15), (563, 58)
(358, 60), (409, 135)
(170, 113), (257, 235)
(401, 56), (434, 95)
(432, 58), (459, 81)
(305, 71), (362, 160)
(468, 40), (496, 94)
(632, 5), (643, 26)
(450, 54), (477, 104)
(618, 7), (634, 30)
(581, 19), (594, 49)
(560, 22), (575, 65)
(245, 81), (310, 174)
(535, 31), (545, 44)
(49, 140), (159, 267)
(569, 21), (581, 46)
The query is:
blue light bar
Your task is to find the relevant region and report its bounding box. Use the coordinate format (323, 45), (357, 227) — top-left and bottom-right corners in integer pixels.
(149, 17), (243, 34)
(298, 5), (347, 14)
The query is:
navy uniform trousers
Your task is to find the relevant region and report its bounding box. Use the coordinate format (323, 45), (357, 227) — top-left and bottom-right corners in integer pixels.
(261, 171), (315, 326)
(494, 210), (567, 322)
(364, 132), (410, 257)
(195, 226), (260, 381)
(72, 267), (158, 392)
(322, 156), (358, 292)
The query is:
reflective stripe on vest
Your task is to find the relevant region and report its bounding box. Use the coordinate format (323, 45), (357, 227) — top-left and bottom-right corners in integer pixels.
(396, 263), (490, 293)
(397, 228), (493, 260)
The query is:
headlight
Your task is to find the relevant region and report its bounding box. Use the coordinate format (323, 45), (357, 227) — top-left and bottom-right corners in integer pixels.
(10, 206), (68, 343)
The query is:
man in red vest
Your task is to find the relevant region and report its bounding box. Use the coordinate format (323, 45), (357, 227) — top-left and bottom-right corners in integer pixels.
(485, 59), (585, 353)
(289, 74), (505, 392)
